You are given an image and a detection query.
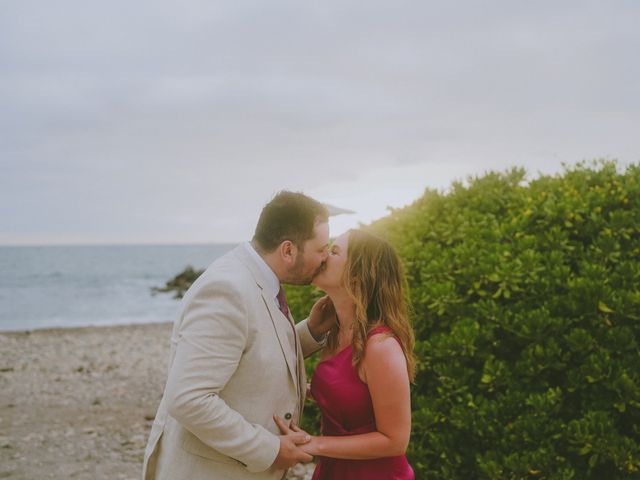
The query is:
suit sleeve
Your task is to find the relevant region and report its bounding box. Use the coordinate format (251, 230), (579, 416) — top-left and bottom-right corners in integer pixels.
(296, 318), (326, 358)
(164, 278), (280, 473)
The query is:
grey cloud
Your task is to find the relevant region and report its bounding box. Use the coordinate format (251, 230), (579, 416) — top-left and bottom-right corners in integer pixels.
(1, 1), (639, 244)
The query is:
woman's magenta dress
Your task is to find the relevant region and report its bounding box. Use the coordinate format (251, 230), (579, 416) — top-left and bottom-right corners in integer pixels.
(309, 326), (414, 480)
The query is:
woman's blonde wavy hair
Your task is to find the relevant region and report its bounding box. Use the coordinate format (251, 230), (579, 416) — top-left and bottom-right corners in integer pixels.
(326, 229), (416, 382)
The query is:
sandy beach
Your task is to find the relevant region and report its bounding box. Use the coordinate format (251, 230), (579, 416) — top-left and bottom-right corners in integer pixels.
(0, 323), (313, 480)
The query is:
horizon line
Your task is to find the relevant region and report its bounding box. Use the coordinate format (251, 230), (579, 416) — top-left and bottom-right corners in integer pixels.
(0, 240), (243, 248)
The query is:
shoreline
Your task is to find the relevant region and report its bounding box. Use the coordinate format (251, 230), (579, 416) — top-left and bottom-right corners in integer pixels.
(0, 322), (313, 479)
(0, 320), (174, 336)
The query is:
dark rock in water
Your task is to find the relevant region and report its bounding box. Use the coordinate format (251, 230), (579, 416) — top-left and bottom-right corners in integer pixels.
(151, 266), (204, 299)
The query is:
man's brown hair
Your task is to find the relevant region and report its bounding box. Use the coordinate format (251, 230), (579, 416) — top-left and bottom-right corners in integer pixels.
(252, 191), (329, 253)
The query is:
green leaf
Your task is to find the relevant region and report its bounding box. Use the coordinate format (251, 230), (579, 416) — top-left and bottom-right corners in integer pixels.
(579, 443), (592, 455)
(598, 301), (615, 313)
(480, 373), (493, 384)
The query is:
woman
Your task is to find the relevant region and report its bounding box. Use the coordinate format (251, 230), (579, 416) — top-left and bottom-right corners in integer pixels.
(276, 229), (416, 479)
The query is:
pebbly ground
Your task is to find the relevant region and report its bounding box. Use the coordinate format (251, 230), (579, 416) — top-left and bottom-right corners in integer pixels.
(0, 323), (314, 480)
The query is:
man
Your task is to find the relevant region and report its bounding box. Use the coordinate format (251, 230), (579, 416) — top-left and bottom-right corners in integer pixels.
(143, 191), (335, 480)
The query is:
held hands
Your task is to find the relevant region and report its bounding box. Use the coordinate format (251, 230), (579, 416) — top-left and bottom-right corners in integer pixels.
(274, 415), (319, 458)
(271, 415), (313, 470)
(308, 296), (337, 341)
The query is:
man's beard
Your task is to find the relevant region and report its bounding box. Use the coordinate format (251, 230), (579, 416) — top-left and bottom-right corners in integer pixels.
(287, 254), (324, 285)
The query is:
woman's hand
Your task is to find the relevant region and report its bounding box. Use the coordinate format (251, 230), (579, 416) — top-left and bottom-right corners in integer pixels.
(298, 436), (320, 456)
(308, 295), (337, 341)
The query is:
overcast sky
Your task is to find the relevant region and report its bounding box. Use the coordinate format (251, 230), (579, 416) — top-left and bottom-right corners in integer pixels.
(1, 1), (638, 245)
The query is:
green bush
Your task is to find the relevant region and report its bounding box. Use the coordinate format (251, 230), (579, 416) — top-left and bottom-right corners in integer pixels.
(162, 160), (640, 478)
(358, 160), (639, 479)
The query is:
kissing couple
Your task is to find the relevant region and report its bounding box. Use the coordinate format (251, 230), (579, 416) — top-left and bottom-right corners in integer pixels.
(143, 191), (415, 480)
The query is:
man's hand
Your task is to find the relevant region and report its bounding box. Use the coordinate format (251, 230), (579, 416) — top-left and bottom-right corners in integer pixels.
(271, 415), (313, 470)
(308, 296), (336, 341)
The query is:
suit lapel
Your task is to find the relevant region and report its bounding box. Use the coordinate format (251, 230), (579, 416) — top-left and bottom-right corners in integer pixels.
(296, 338), (306, 417)
(233, 246), (299, 391)
(263, 292), (300, 385)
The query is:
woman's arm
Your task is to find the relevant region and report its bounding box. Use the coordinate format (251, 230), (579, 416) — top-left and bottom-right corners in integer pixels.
(299, 334), (412, 460)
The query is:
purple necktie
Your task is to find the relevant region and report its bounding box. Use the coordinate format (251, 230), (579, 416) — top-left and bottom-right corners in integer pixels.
(276, 287), (290, 319)
(277, 287), (298, 354)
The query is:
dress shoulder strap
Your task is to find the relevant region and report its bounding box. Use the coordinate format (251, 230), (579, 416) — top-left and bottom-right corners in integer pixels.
(367, 325), (393, 338)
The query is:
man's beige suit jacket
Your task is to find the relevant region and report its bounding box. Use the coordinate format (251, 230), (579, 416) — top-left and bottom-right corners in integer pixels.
(142, 244), (323, 479)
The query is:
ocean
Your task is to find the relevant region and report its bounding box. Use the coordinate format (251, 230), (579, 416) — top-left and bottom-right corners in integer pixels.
(0, 243), (236, 332)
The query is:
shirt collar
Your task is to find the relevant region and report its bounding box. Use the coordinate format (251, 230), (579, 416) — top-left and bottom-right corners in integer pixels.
(243, 241), (280, 300)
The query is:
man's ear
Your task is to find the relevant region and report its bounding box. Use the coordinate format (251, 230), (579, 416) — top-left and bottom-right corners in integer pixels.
(279, 240), (297, 264)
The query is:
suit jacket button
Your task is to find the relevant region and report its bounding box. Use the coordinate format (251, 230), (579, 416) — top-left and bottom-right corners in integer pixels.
(284, 412), (292, 420)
